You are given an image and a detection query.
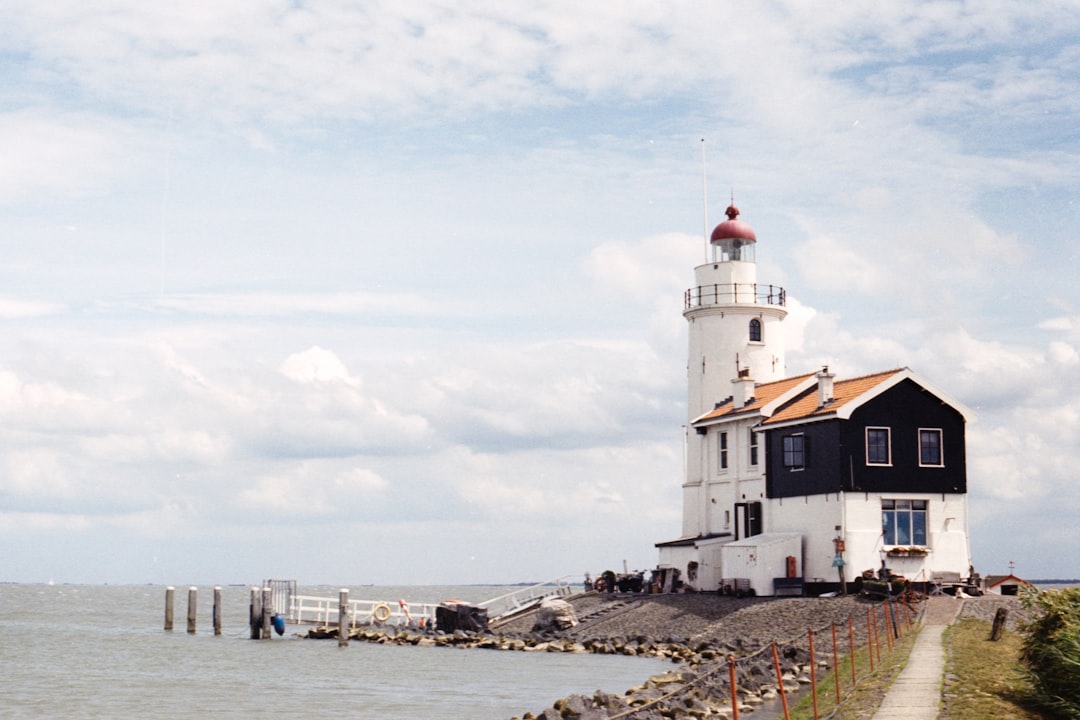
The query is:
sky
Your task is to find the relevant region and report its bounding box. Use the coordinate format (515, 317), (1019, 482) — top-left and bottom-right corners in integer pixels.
(1, 1), (1079, 586)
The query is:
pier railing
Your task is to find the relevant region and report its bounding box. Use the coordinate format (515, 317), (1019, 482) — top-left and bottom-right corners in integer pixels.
(287, 595), (441, 628)
(281, 576), (578, 629)
(479, 576), (577, 622)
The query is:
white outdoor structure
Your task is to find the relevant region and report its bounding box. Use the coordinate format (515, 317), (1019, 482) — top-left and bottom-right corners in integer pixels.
(657, 204), (974, 596)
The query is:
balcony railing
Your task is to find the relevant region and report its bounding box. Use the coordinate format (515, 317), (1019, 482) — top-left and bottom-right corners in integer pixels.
(685, 283), (786, 310)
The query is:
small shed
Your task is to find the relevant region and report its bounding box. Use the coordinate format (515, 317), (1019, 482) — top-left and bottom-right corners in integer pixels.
(719, 533), (802, 597)
(983, 573), (1034, 596)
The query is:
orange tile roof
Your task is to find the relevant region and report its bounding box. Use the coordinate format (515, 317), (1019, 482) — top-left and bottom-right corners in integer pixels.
(695, 372), (816, 422)
(761, 369), (903, 425)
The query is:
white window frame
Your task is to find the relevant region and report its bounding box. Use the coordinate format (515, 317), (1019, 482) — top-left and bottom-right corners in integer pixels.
(748, 318), (763, 343)
(782, 433), (805, 471)
(748, 428), (759, 467)
(882, 498), (928, 547)
(866, 426), (892, 466)
(918, 428), (944, 467)
(718, 431), (729, 471)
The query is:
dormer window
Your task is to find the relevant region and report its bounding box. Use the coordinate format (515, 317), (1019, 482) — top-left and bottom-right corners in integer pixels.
(749, 318), (762, 342)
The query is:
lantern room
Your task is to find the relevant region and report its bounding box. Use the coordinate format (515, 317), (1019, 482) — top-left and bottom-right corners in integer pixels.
(710, 204), (757, 263)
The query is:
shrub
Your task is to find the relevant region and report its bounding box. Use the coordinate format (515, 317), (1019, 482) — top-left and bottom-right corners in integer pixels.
(1019, 587), (1080, 719)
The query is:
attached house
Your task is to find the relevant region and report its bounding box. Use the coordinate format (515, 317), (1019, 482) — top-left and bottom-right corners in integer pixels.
(759, 367), (974, 592)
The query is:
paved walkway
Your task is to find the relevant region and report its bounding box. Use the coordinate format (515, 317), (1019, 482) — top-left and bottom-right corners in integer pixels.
(870, 596), (962, 720)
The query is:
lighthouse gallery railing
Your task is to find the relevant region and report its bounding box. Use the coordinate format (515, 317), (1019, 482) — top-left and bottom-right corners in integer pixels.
(685, 283), (786, 310)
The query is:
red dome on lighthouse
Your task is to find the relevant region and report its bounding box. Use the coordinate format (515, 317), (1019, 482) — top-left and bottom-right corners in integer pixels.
(710, 205), (757, 243)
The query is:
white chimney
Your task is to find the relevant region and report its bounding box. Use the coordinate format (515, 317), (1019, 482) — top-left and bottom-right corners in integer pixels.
(817, 365), (835, 407)
(732, 367), (755, 409)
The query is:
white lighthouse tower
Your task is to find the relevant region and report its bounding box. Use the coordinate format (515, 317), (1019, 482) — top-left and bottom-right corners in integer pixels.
(684, 204), (787, 421)
(675, 204), (788, 545)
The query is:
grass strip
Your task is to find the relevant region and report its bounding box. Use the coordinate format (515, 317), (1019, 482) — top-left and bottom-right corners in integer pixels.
(941, 618), (1046, 720)
(787, 623), (917, 720)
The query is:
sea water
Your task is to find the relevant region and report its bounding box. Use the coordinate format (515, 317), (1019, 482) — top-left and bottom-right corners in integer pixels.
(0, 584), (671, 719)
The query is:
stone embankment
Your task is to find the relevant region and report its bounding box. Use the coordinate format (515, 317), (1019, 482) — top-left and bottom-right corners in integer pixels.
(304, 592), (1029, 720)
(956, 593), (1033, 630)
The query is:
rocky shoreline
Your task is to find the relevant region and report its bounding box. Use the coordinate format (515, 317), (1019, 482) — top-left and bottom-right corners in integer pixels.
(304, 592), (1031, 719)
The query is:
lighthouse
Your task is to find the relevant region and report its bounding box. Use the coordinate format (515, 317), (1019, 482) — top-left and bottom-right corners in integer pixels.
(658, 201), (974, 597)
(684, 204), (787, 421)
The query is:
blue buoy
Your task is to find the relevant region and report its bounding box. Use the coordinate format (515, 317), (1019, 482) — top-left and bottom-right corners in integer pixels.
(272, 614), (285, 636)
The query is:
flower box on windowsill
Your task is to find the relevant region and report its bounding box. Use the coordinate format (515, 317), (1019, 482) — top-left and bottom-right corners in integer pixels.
(887, 547), (928, 558)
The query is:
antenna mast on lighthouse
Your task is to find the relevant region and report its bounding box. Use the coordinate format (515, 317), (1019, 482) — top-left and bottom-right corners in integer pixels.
(700, 138), (709, 262)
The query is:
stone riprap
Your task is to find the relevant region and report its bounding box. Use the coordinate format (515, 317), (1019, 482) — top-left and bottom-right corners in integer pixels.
(955, 593), (1030, 629)
(304, 593), (1026, 719)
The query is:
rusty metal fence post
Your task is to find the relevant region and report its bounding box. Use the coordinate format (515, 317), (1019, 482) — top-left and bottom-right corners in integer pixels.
(771, 642), (791, 720)
(728, 654), (739, 720)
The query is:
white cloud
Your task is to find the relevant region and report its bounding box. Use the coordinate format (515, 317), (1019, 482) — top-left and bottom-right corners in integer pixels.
(280, 346), (358, 385)
(0, 297), (66, 318)
(0, 110), (151, 204)
(237, 462), (388, 517)
(2, 1), (1079, 583)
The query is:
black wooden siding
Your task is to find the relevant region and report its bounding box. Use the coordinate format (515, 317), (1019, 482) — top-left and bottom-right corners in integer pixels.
(765, 379), (967, 499)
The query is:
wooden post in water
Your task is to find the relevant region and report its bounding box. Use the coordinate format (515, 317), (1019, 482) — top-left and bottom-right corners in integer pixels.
(261, 586), (273, 640)
(338, 588), (350, 647)
(213, 586), (222, 636)
(164, 586), (175, 631)
(249, 587), (261, 639)
(187, 586), (197, 634)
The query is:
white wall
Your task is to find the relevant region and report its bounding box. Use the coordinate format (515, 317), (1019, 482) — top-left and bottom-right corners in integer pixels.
(767, 494), (843, 582)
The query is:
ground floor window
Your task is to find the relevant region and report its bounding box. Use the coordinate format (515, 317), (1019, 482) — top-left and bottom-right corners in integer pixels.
(882, 499), (927, 546)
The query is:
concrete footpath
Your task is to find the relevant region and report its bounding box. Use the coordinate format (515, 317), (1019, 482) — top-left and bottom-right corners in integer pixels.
(870, 596), (962, 720)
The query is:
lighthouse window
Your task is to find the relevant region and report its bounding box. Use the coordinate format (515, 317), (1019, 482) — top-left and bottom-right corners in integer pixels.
(882, 499), (927, 546)
(749, 318), (762, 342)
(866, 427), (891, 465)
(919, 429), (943, 466)
(782, 433), (805, 470)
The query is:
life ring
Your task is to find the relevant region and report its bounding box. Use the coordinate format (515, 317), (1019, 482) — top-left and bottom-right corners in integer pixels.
(373, 603), (392, 622)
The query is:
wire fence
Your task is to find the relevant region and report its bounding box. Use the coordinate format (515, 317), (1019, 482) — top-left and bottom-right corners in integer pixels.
(609, 593), (922, 720)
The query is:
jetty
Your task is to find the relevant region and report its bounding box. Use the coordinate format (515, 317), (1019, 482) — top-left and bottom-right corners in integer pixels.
(257, 576), (577, 631)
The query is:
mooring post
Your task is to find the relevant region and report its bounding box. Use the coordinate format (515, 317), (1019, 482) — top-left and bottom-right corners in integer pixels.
(249, 586), (261, 639)
(164, 586), (175, 631)
(338, 588), (350, 647)
(261, 586), (273, 640)
(187, 586), (197, 634)
(213, 586), (222, 636)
